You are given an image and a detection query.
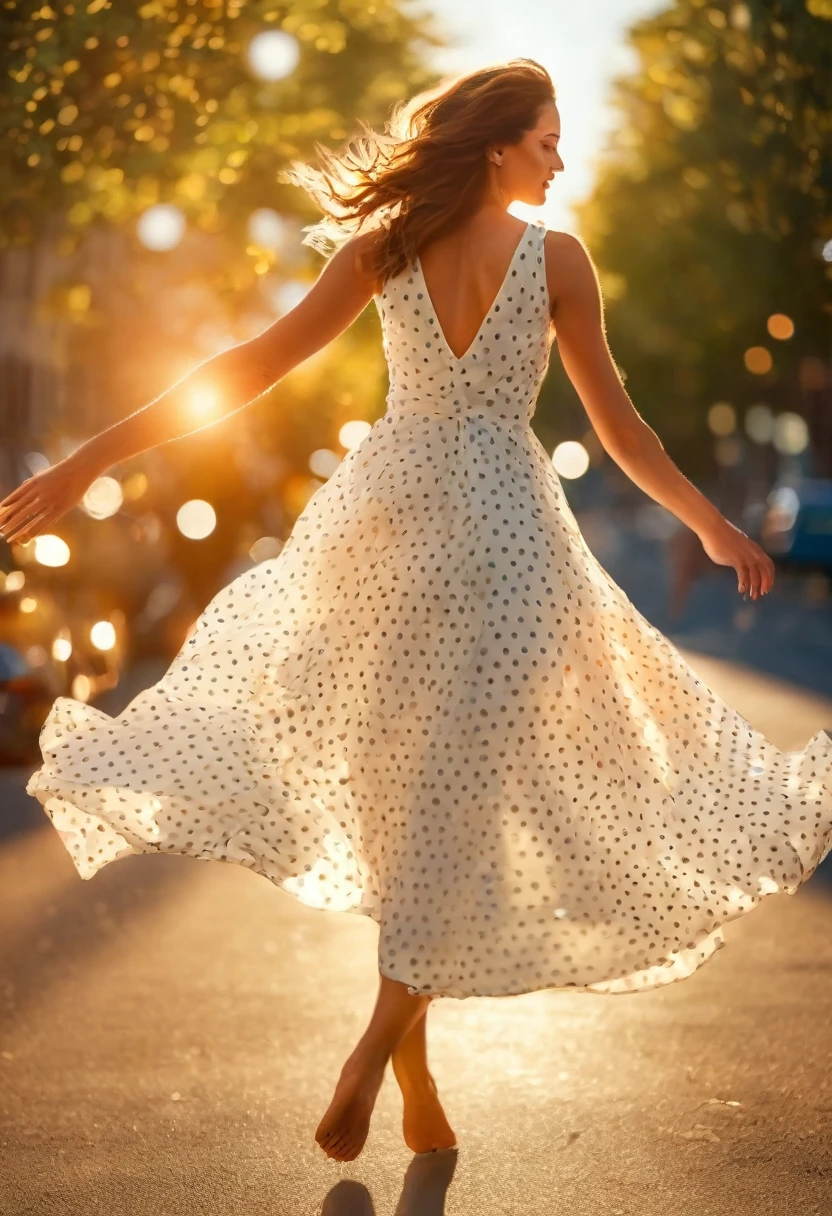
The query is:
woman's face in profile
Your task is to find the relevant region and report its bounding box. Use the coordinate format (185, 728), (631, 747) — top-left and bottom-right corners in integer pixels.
(498, 99), (563, 206)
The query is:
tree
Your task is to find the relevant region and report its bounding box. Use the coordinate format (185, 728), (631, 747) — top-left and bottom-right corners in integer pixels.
(0, 0), (445, 625)
(570, 0), (832, 474)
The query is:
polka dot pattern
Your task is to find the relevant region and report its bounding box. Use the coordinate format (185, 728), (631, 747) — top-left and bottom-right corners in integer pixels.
(26, 218), (832, 1000)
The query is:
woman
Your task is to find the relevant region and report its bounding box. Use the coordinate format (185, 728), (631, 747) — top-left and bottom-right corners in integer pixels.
(3, 59), (831, 1166)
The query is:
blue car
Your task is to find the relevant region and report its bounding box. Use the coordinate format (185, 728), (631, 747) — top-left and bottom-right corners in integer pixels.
(761, 478), (832, 569)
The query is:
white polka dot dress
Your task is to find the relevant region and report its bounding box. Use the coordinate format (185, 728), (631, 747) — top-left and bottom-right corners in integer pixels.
(26, 217), (832, 999)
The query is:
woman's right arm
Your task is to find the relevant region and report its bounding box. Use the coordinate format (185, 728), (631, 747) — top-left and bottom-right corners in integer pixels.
(0, 231), (380, 545)
(77, 230), (381, 472)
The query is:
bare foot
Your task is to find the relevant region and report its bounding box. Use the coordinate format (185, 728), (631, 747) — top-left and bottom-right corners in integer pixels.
(315, 1053), (387, 1162)
(395, 1069), (458, 1155)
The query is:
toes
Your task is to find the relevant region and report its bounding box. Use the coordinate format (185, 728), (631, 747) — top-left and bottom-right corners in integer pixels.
(323, 1132), (350, 1159)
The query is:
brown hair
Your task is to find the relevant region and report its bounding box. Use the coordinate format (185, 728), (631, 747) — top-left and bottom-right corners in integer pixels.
(280, 58), (555, 288)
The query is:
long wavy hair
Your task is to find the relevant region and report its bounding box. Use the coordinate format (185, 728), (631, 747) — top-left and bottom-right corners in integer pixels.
(280, 58), (556, 288)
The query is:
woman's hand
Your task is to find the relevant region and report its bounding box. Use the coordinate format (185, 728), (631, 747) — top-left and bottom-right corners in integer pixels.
(0, 454), (98, 546)
(697, 517), (775, 599)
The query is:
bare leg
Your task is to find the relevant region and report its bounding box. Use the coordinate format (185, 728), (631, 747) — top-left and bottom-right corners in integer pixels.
(314, 973), (431, 1162)
(391, 1004), (458, 1153)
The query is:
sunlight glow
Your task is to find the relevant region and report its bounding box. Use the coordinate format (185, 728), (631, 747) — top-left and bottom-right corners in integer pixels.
(188, 383), (222, 419)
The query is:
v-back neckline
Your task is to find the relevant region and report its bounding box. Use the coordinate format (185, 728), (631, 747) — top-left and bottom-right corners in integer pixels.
(414, 220), (534, 366)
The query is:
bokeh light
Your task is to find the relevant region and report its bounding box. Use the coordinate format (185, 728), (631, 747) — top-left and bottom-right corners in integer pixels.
(766, 484), (800, 530)
(246, 30), (300, 80)
(249, 536), (284, 564)
(264, 277), (310, 316)
(744, 403), (774, 444)
(25, 644), (48, 667)
(176, 499), (217, 540)
(767, 313), (794, 340)
(33, 534), (70, 566)
(137, 204), (186, 252)
(707, 402), (736, 436)
(4, 570), (25, 592)
(121, 472), (149, 502)
(744, 346), (773, 375)
(71, 674), (92, 702)
(24, 451), (50, 476)
(82, 476), (123, 520)
(552, 440), (590, 479)
(309, 448), (342, 479)
(729, 2), (751, 29)
(248, 208), (290, 250)
(338, 419), (372, 450)
(52, 636), (73, 661)
(772, 411), (809, 455)
(90, 620), (116, 651)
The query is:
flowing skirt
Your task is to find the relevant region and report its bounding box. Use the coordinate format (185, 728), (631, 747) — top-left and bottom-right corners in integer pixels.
(25, 408), (832, 999)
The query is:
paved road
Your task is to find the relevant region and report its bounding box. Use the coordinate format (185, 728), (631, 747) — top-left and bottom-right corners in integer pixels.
(1, 651), (831, 1215)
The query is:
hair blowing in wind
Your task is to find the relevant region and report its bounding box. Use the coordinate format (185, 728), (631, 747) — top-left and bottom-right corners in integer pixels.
(280, 57), (556, 285)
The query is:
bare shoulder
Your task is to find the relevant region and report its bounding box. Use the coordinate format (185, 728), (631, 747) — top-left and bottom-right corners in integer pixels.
(342, 226), (387, 297)
(541, 228), (598, 318)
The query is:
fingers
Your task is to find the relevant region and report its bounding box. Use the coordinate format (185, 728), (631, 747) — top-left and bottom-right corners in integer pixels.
(0, 481), (40, 524)
(0, 492), (42, 538)
(0, 505), (50, 545)
(737, 554), (776, 599)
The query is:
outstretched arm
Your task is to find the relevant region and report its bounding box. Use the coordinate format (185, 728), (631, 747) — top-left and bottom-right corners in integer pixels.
(0, 231), (379, 544)
(75, 230), (378, 470)
(548, 231), (774, 600)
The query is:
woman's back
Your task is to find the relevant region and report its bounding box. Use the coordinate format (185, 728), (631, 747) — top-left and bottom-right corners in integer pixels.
(403, 212), (551, 362)
(373, 215), (554, 434)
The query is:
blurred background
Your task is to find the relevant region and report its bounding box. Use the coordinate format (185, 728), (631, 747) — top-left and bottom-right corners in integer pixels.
(2, 7), (832, 1212)
(0, 0), (830, 784)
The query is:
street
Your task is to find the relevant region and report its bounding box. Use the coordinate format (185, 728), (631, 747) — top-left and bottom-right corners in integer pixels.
(1, 645), (831, 1215)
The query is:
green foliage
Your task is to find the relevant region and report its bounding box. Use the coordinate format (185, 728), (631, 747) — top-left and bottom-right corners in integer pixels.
(0, 0), (445, 588)
(0, 0), (443, 250)
(572, 0), (832, 471)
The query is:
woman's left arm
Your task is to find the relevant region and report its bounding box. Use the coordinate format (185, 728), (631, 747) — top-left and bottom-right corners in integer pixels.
(548, 231), (775, 599)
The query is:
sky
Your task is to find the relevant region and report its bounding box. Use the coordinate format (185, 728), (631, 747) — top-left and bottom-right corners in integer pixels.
(421, 0), (667, 230)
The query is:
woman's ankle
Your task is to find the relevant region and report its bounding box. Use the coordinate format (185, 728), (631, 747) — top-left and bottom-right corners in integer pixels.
(392, 1059), (437, 1099)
